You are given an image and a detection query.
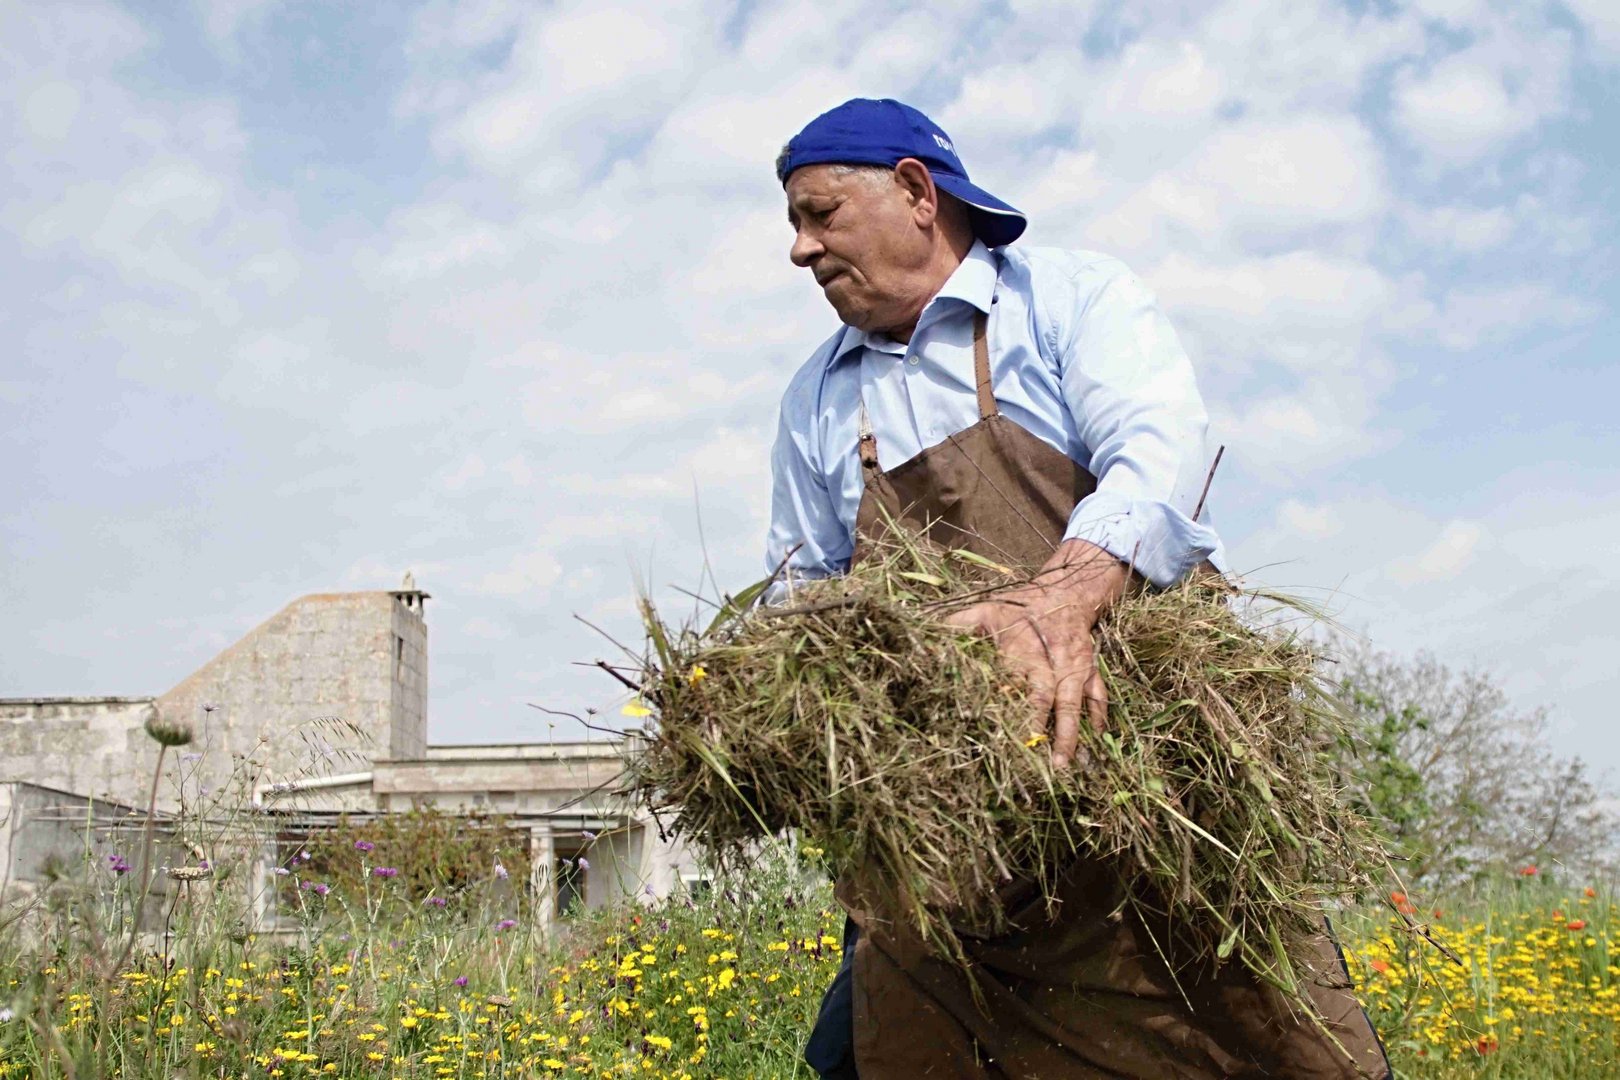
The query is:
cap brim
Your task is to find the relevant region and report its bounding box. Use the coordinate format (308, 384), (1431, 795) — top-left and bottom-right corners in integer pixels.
(934, 174), (1027, 247)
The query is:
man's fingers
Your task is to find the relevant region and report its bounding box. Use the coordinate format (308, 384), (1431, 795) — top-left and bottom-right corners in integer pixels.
(1083, 665), (1108, 736)
(1024, 666), (1056, 738)
(1050, 669), (1084, 770)
(943, 605), (996, 637)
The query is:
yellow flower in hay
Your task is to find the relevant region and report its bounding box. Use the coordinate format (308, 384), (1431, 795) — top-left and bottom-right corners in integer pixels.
(621, 700), (652, 718)
(1024, 733), (1047, 748)
(687, 665), (708, 685)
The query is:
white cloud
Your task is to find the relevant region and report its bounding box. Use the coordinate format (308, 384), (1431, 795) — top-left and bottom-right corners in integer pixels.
(471, 547), (564, 598)
(1564, 0), (1620, 58)
(1389, 519), (1487, 584)
(1391, 30), (1573, 166)
(1430, 283), (1599, 349)
(1400, 202), (1517, 252)
(1277, 500), (1344, 540)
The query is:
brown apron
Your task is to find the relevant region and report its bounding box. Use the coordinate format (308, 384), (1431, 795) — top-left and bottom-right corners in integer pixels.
(839, 306), (1390, 1079)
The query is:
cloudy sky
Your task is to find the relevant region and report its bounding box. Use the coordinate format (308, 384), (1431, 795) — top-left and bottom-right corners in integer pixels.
(3, 0), (1616, 775)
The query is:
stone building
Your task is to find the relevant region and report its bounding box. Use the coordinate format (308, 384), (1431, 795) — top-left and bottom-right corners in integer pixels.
(0, 579), (692, 931)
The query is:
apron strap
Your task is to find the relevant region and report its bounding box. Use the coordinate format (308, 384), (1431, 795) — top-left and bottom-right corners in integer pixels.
(972, 310), (996, 421)
(858, 307), (997, 473)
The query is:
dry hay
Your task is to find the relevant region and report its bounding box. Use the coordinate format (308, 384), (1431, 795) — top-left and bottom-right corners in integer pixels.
(621, 539), (1389, 997)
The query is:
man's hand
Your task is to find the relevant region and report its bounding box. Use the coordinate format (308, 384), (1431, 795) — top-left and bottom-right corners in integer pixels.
(944, 540), (1130, 768)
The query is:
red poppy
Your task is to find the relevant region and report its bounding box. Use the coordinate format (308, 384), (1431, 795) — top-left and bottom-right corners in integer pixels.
(1396, 901), (1418, 916)
(1431, 909), (1443, 920)
(1368, 959), (1391, 974)
(1476, 1035), (1499, 1056)
(1390, 891), (1407, 905)
(1586, 886), (1598, 898)
(1567, 919), (1587, 931)
(1520, 865), (1538, 877)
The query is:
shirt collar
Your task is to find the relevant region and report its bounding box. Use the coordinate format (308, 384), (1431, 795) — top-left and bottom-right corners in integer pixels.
(829, 239), (998, 365)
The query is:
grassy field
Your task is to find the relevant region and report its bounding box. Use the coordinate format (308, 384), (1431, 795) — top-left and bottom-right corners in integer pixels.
(2, 839), (1616, 1078)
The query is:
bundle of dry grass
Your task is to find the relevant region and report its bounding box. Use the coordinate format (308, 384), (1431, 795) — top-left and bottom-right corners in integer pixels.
(622, 539), (1389, 994)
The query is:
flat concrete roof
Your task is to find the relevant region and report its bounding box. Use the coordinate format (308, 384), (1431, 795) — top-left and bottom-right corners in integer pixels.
(414, 740), (627, 763)
(0, 696), (156, 705)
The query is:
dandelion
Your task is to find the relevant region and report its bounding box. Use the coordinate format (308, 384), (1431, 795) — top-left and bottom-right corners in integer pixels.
(372, 867), (398, 878)
(354, 840), (375, 853)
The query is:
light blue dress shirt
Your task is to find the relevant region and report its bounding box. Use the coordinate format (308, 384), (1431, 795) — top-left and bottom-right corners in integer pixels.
(766, 241), (1224, 588)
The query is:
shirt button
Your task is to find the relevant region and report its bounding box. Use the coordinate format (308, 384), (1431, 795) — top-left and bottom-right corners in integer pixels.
(907, 355), (920, 366)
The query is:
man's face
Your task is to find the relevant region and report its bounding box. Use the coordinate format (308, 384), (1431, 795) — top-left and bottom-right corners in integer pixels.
(785, 163), (932, 335)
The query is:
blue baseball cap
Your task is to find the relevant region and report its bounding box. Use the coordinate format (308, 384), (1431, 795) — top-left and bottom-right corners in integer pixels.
(776, 98), (1027, 247)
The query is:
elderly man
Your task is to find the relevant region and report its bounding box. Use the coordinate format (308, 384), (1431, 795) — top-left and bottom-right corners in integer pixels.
(766, 99), (1391, 1080)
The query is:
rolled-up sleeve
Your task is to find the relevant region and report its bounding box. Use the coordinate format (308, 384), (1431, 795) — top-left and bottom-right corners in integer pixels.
(765, 385), (851, 599)
(1050, 265), (1222, 586)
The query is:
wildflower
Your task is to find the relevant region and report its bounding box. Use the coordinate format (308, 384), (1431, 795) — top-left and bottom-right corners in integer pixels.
(143, 715), (195, 747)
(454, 976), (469, 988)
(274, 867), (290, 877)
(643, 884), (656, 897)
(621, 700), (652, 717)
(1389, 891), (1407, 905)
(107, 854), (131, 874)
(1567, 919), (1587, 931)
(354, 840), (375, 853)
(0, 1008), (12, 1023)
(577, 857), (591, 872)
(423, 896), (447, 908)
(493, 861), (509, 881)
(687, 664), (708, 685)
(581, 830), (598, 841)
(495, 919), (518, 932)
(372, 867), (398, 878)
(1585, 886), (1598, 897)
(1519, 864), (1538, 877)
(300, 882), (330, 896)
(1024, 733), (1047, 748)
(298, 850), (312, 862)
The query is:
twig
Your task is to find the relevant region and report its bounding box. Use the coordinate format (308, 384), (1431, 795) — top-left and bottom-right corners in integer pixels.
(592, 659), (642, 693)
(1193, 445), (1225, 523)
(527, 701), (633, 738)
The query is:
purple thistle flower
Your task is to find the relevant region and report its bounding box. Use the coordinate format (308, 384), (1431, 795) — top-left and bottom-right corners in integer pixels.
(372, 866), (398, 878)
(495, 918), (518, 932)
(354, 840), (375, 853)
(580, 830), (597, 841)
(299, 881), (330, 896)
(576, 857), (591, 871)
(423, 896), (447, 908)
(454, 976), (469, 988)
(297, 850), (312, 862)
(274, 867), (290, 877)
(492, 861), (509, 881)
(643, 883), (656, 898)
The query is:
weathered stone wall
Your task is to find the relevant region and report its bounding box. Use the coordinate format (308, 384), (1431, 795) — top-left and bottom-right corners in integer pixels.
(0, 698), (160, 806)
(154, 591), (429, 805)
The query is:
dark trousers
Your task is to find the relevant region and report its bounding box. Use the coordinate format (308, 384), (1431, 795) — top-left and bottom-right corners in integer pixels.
(804, 916), (860, 1079)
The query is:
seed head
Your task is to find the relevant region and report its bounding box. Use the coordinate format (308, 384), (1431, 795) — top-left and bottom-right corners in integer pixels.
(144, 715), (195, 747)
